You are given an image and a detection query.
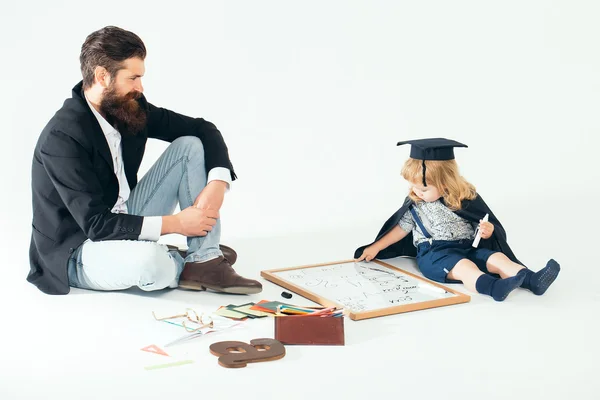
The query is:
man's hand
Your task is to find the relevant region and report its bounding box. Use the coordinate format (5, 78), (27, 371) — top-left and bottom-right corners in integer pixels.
(162, 207), (219, 237)
(479, 220), (495, 239)
(355, 244), (381, 262)
(194, 180), (227, 211)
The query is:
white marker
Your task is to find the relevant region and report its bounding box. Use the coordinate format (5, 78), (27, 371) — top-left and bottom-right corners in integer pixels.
(472, 213), (489, 248)
(418, 284), (447, 294)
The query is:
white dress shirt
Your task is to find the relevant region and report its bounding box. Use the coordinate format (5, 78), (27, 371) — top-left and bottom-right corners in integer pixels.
(85, 95), (231, 241)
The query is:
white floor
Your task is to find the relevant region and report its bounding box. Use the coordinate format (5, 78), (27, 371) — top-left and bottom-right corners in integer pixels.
(1, 227), (597, 400)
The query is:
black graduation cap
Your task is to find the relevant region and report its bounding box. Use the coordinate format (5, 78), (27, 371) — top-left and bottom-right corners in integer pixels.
(397, 138), (468, 186)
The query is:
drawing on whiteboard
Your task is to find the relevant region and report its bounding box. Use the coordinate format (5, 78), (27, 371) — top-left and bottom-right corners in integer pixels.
(271, 261), (456, 313)
(261, 259), (470, 320)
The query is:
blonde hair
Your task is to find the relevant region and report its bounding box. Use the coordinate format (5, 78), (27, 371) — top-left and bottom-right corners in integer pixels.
(401, 158), (477, 210)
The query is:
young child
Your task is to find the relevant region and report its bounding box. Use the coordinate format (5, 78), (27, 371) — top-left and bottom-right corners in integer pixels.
(354, 138), (560, 301)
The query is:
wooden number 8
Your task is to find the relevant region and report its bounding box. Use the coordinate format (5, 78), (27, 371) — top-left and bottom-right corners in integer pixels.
(209, 338), (286, 368)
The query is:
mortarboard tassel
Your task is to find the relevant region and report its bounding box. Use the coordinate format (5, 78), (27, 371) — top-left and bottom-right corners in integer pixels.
(422, 159), (427, 187)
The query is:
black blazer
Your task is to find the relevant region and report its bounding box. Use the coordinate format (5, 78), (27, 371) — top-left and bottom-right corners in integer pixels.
(28, 81), (236, 295)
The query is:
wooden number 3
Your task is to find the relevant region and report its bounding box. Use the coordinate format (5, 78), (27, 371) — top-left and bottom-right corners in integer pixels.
(209, 338), (286, 368)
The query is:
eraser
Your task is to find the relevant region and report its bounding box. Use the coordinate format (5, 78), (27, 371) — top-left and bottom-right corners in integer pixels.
(281, 291), (293, 299)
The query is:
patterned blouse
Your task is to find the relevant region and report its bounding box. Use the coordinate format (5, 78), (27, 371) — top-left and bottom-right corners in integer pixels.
(398, 200), (477, 246)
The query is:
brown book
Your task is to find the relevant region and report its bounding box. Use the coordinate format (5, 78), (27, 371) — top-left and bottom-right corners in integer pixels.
(274, 315), (345, 345)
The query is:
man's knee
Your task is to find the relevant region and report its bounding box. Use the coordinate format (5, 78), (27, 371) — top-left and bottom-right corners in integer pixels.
(171, 136), (205, 159)
(137, 245), (178, 291)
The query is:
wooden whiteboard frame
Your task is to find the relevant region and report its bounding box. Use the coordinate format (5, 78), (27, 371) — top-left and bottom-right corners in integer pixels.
(261, 259), (470, 321)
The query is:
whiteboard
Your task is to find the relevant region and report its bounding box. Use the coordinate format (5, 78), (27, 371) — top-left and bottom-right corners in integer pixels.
(261, 260), (470, 320)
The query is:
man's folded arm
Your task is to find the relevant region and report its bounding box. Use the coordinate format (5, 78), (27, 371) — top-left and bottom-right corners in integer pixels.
(145, 102), (237, 181)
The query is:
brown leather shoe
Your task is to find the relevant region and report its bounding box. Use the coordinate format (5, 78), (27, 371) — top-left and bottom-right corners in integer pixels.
(218, 245), (238, 265)
(166, 244), (238, 265)
(178, 256), (262, 294)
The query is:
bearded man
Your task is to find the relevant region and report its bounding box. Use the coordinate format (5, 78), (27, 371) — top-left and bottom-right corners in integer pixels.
(28, 26), (262, 295)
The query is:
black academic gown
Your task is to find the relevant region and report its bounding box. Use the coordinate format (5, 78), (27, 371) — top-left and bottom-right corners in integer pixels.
(354, 194), (523, 266)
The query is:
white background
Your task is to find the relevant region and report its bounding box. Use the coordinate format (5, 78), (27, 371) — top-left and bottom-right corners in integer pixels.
(0, 1), (598, 399)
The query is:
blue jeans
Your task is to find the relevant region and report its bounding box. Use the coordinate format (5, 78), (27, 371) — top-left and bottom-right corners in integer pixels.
(67, 136), (223, 291)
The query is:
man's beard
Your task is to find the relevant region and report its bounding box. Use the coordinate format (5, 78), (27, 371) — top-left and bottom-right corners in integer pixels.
(99, 84), (147, 135)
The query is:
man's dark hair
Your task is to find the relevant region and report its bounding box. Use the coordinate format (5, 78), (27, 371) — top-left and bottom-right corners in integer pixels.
(80, 26), (146, 89)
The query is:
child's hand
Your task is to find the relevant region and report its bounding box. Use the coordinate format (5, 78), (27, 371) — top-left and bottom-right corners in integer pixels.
(479, 220), (494, 239)
(356, 245), (380, 262)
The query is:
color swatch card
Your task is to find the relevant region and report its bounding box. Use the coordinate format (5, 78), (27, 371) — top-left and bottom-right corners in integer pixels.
(227, 303), (271, 318)
(215, 307), (249, 320)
